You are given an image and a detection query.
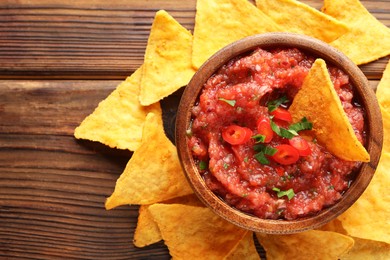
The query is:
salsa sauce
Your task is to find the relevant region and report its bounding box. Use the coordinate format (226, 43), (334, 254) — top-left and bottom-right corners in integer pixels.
(188, 48), (365, 220)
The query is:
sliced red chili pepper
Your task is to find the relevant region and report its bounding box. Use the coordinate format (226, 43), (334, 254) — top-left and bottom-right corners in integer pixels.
(289, 136), (311, 156)
(256, 117), (273, 143)
(272, 144), (300, 165)
(222, 125), (253, 145)
(270, 107), (292, 123)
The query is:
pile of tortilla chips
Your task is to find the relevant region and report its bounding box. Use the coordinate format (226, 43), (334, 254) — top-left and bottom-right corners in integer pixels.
(74, 0), (390, 259)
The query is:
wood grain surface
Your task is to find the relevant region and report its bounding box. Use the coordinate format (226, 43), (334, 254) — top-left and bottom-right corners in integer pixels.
(0, 0), (388, 259)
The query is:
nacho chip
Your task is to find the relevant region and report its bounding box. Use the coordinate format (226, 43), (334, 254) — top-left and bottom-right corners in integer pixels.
(74, 67), (161, 151)
(148, 204), (247, 259)
(255, 0), (349, 42)
(192, 0), (281, 69)
(105, 113), (193, 209)
(133, 205), (161, 248)
(380, 105), (390, 153)
(336, 152), (390, 243)
(225, 231), (260, 260)
(376, 60), (390, 112)
(340, 237), (390, 260)
(289, 59), (370, 162)
(133, 194), (204, 248)
(139, 10), (196, 106)
(322, 0), (390, 65)
(256, 230), (354, 260)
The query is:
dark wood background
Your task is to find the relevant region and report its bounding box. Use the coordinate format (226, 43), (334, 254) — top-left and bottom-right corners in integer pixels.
(0, 0), (388, 259)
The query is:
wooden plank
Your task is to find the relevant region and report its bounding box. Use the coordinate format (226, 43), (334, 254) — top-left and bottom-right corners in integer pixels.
(0, 79), (268, 259)
(0, 0), (388, 79)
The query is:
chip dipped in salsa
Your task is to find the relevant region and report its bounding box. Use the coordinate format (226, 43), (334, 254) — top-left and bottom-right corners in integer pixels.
(187, 47), (366, 220)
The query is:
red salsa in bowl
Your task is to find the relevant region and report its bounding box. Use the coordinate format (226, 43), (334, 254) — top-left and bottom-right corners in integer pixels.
(176, 33), (382, 233)
(187, 47), (365, 220)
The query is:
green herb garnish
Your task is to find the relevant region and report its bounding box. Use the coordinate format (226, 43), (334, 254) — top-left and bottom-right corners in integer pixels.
(254, 152), (270, 165)
(267, 96), (289, 112)
(271, 120), (297, 139)
(218, 97), (236, 107)
(199, 161), (207, 171)
(252, 134), (266, 143)
(289, 117), (313, 132)
(272, 187), (295, 200)
(223, 163), (229, 169)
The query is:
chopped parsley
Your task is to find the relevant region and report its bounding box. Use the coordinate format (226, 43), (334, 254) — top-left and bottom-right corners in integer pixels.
(272, 187), (295, 200)
(223, 163), (229, 169)
(218, 97), (236, 107)
(267, 95), (289, 112)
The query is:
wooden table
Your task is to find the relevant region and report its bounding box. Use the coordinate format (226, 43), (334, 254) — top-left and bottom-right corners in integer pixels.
(0, 0), (388, 259)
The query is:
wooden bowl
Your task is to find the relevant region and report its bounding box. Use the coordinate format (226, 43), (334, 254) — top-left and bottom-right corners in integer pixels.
(175, 33), (383, 234)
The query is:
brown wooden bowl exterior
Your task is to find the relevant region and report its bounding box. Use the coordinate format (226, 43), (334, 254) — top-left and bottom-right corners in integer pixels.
(176, 32), (383, 234)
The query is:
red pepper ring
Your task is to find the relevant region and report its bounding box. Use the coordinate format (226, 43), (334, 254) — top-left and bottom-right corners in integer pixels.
(222, 125), (253, 145)
(256, 117), (273, 143)
(289, 136), (312, 156)
(271, 144), (300, 165)
(270, 107), (292, 123)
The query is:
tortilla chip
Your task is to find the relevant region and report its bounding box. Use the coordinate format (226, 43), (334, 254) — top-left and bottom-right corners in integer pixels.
(133, 194), (204, 248)
(376, 60), (390, 112)
(105, 113), (193, 209)
(133, 205), (161, 248)
(192, 0), (281, 69)
(74, 67), (161, 151)
(380, 105), (390, 153)
(139, 10), (196, 106)
(225, 231), (260, 260)
(289, 59), (370, 162)
(340, 237), (390, 260)
(322, 0), (390, 65)
(255, 0), (349, 43)
(336, 152), (390, 243)
(148, 204), (247, 259)
(256, 230), (354, 260)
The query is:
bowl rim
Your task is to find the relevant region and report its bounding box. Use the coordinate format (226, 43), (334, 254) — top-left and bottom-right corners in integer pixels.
(175, 32), (383, 234)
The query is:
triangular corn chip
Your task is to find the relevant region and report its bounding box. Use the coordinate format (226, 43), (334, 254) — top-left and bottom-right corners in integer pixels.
(289, 59), (370, 162)
(336, 152), (390, 243)
(322, 0), (390, 65)
(139, 10), (196, 106)
(226, 231), (260, 260)
(319, 220), (390, 259)
(133, 205), (161, 248)
(256, 230), (354, 259)
(148, 204), (247, 259)
(74, 67), (161, 151)
(380, 105), (390, 154)
(340, 236), (390, 260)
(255, 0), (349, 43)
(133, 194), (204, 248)
(105, 113), (193, 209)
(376, 60), (390, 112)
(192, 0), (281, 69)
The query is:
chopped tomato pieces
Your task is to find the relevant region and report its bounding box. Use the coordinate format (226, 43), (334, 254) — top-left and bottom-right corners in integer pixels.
(272, 144), (300, 165)
(289, 136), (311, 156)
(222, 125), (252, 145)
(256, 117), (273, 143)
(270, 107), (292, 123)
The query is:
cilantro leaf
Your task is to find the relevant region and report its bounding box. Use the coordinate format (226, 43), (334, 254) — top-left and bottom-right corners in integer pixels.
(272, 187), (295, 200)
(289, 117), (313, 132)
(218, 97), (236, 107)
(267, 96), (289, 112)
